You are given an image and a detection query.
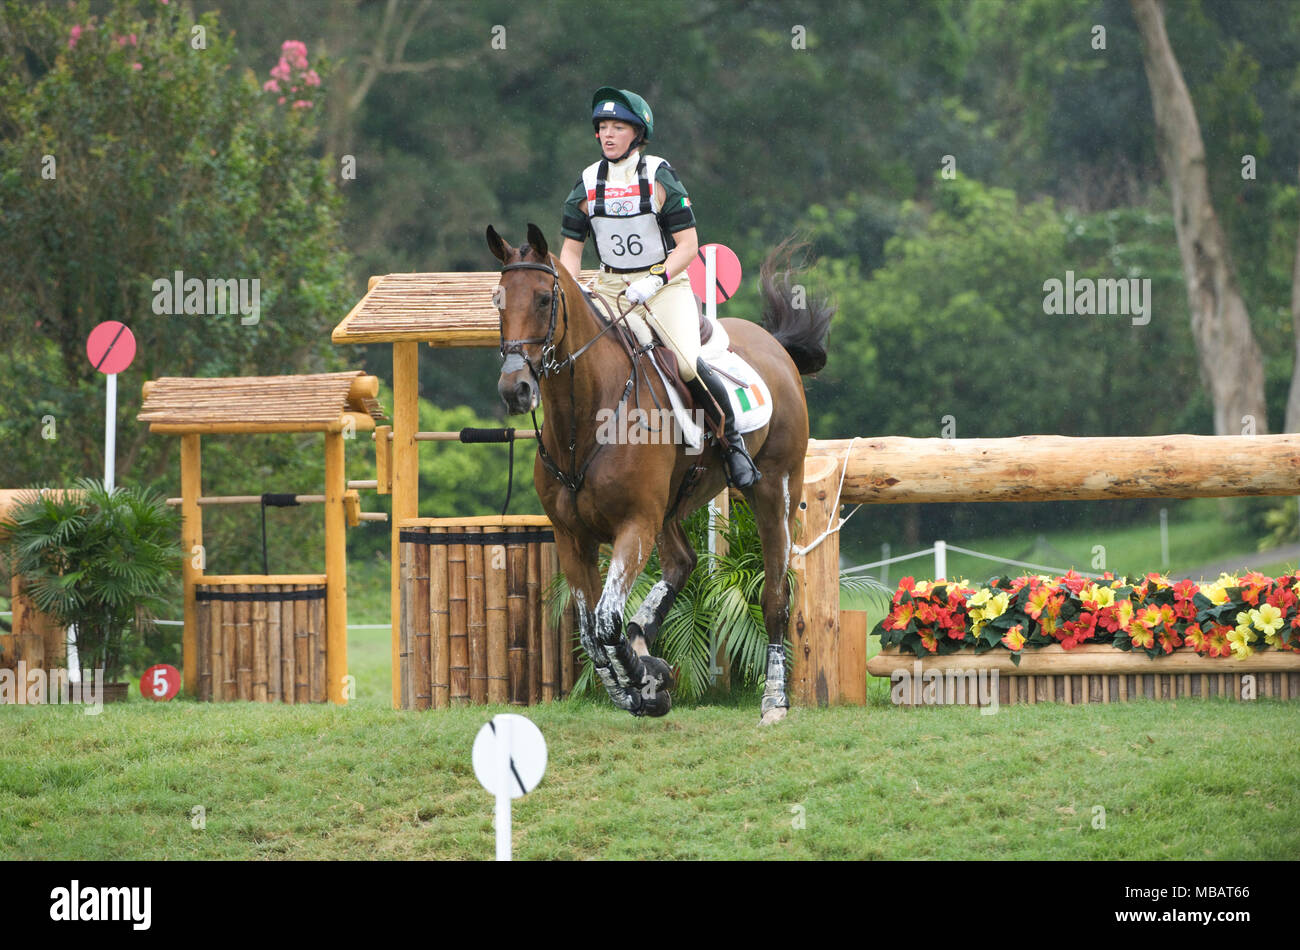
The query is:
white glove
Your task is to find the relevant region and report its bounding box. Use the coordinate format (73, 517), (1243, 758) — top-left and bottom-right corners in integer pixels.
(626, 274), (665, 305)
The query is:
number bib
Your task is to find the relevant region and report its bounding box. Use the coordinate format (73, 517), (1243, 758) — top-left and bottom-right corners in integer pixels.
(590, 214), (665, 269)
(583, 155), (669, 270)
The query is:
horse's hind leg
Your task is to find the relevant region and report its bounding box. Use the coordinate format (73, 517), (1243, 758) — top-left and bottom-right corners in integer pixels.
(749, 457), (803, 725)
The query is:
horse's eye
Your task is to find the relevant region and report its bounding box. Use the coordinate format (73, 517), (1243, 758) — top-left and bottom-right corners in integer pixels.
(537, 292), (552, 308)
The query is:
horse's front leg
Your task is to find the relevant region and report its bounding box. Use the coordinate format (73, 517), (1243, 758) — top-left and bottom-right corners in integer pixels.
(595, 519), (674, 717)
(551, 530), (633, 712)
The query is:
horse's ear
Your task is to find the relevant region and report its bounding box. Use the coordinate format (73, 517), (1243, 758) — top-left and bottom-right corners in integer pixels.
(486, 225), (512, 264)
(526, 223), (549, 261)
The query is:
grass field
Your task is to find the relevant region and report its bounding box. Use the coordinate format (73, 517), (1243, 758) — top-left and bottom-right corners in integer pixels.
(2, 623), (1298, 861)
(3, 505), (1299, 861)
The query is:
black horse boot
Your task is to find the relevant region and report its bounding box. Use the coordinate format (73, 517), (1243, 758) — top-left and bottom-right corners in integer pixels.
(690, 358), (761, 489)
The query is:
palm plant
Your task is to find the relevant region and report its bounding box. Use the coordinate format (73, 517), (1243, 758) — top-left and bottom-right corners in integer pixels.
(550, 500), (891, 702)
(2, 478), (181, 683)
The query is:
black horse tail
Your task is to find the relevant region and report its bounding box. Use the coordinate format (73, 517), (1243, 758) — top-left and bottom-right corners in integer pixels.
(759, 234), (834, 376)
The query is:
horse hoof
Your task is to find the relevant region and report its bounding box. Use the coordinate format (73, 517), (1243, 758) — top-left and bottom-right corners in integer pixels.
(640, 655), (676, 691)
(638, 690), (672, 718)
(758, 706), (788, 726)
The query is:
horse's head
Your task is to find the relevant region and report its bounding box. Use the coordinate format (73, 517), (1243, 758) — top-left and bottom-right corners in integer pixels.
(487, 223), (564, 415)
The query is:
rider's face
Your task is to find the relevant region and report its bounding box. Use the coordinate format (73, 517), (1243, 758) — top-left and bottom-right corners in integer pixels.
(596, 120), (638, 158)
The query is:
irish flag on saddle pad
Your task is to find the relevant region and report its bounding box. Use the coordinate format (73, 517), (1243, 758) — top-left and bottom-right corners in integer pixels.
(708, 350), (773, 435)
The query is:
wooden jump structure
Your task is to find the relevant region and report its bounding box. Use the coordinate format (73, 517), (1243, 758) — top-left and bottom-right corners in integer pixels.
(793, 433), (1300, 706)
(138, 371), (386, 703)
(334, 269), (613, 709)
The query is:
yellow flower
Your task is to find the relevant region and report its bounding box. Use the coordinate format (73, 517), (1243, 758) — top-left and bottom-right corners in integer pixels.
(914, 581), (930, 595)
(968, 588), (992, 608)
(1207, 584), (1230, 606)
(985, 592), (1010, 620)
(1227, 626), (1256, 659)
(1251, 604), (1284, 638)
(1082, 583), (1114, 609)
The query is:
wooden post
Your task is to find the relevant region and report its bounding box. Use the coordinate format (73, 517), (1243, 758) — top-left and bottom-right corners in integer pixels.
(839, 609), (868, 705)
(324, 430), (348, 704)
(789, 456), (841, 706)
(180, 433), (203, 696)
(391, 342), (420, 709)
(374, 425), (393, 495)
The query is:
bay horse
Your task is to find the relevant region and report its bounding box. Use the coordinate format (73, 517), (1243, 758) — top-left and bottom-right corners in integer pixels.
(488, 223), (831, 724)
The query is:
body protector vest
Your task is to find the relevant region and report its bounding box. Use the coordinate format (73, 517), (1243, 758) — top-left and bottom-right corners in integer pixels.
(582, 153), (672, 270)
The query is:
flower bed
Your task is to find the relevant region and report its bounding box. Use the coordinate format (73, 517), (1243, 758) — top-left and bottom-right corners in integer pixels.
(869, 570), (1300, 705)
(877, 570), (1300, 660)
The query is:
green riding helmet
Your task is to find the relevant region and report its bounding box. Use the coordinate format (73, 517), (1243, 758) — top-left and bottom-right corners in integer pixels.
(591, 86), (654, 142)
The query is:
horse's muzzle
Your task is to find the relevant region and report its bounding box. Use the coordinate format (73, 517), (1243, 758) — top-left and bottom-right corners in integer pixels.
(498, 354), (537, 415)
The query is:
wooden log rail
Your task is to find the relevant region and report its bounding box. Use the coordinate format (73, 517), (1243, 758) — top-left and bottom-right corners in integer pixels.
(805, 433), (1300, 504)
(792, 433), (1300, 707)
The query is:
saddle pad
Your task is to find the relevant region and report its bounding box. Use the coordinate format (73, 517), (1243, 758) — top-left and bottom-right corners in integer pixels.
(705, 348), (773, 435)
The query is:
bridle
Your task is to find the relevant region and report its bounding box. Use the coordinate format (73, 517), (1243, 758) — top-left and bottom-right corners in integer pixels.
(496, 256), (660, 497)
(498, 260), (566, 380)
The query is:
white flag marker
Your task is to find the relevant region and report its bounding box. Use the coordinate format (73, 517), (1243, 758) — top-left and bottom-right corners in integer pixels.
(472, 714), (547, 860)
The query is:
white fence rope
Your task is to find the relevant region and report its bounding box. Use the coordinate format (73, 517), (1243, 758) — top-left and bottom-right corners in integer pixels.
(791, 437), (863, 557)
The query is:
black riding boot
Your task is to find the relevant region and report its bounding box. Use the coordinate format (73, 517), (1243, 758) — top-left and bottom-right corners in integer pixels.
(690, 358), (761, 489)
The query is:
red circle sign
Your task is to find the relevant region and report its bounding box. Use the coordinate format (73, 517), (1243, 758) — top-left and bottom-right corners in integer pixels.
(86, 321), (136, 375)
(687, 244), (743, 305)
(140, 664), (180, 701)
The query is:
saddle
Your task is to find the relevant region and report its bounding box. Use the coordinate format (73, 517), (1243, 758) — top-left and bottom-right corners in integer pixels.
(580, 285), (729, 441)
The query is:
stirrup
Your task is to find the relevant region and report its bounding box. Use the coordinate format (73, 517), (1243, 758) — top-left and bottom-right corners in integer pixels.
(724, 440), (761, 488)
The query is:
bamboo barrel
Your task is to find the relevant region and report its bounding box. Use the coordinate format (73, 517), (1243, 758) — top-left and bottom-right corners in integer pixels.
(397, 517), (566, 709)
(193, 579), (327, 702)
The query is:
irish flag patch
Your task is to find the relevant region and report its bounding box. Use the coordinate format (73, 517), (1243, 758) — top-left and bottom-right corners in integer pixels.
(734, 382), (764, 413)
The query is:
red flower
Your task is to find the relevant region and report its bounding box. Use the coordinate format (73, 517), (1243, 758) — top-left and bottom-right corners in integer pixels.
(1059, 570), (1088, 594)
(1060, 611), (1097, 649)
(1172, 578), (1198, 602)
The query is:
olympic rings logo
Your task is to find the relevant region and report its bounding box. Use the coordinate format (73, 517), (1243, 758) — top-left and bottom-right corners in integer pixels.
(605, 198), (638, 215)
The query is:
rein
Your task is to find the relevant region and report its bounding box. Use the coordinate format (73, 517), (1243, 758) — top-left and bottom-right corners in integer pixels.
(498, 259), (656, 496)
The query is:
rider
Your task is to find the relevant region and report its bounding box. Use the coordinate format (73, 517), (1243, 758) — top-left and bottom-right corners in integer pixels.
(557, 86), (761, 489)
